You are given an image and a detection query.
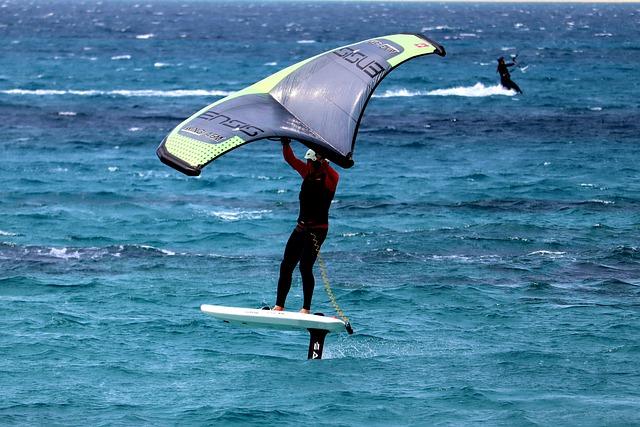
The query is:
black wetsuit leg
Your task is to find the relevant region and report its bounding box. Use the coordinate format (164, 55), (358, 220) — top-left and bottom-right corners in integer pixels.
(511, 80), (523, 94)
(299, 229), (326, 310)
(276, 228), (304, 308)
(501, 77), (522, 94)
(276, 227), (327, 310)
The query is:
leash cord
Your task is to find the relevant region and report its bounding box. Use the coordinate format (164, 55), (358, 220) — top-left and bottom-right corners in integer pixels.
(310, 232), (353, 334)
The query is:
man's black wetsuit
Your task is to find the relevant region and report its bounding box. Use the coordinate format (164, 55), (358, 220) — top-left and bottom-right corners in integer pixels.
(275, 143), (339, 311)
(497, 57), (523, 94)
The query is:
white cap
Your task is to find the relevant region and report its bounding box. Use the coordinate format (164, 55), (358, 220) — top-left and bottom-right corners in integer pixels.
(304, 149), (317, 161)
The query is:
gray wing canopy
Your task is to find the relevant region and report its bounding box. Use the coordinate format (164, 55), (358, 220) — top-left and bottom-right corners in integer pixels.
(157, 34), (445, 176)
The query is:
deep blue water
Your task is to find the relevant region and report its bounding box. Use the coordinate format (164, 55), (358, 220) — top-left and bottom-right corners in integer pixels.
(1, 1), (640, 425)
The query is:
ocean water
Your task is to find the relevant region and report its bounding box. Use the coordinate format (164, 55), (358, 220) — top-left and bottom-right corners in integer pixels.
(1, 1), (640, 425)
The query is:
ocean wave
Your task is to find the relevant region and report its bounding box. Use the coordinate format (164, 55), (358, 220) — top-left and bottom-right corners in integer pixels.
(0, 230), (18, 236)
(451, 173), (490, 181)
(587, 279), (639, 293)
(452, 198), (623, 212)
(0, 242), (183, 262)
(607, 246), (639, 260)
(580, 183), (600, 189)
(527, 250), (567, 257)
(421, 25), (457, 32)
(0, 89), (231, 97)
(460, 235), (532, 244)
(525, 281), (554, 290)
(427, 83), (516, 97)
(135, 244), (176, 256)
(585, 199), (614, 205)
(431, 254), (502, 264)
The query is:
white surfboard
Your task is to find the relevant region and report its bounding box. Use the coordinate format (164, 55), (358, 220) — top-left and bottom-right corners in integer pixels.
(200, 304), (348, 333)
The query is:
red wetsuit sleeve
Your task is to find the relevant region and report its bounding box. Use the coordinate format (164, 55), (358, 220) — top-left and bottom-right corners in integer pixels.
(283, 143), (308, 178)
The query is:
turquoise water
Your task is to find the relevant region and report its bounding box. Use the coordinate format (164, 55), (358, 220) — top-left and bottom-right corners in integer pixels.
(1, 1), (639, 425)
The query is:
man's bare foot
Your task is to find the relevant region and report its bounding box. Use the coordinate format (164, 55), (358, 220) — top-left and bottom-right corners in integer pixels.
(272, 305), (284, 311)
(299, 308), (311, 314)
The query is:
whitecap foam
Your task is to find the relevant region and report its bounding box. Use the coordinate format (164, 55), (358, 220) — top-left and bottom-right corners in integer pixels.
(135, 170), (171, 180)
(138, 244), (176, 256)
(373, 88), (426, 98)
(154, 62), (171, 68)
(109, 89), (230, 97)
(3, 89), (69, 95)
(431, 254), (501, 263)
(341, 232), (365, 238)
(528, 250), (566, 257)
(57, 111), (77, 116)
(111, 55), (131, 60)
(0, 230), (18, 236)
(297, 39), (316, 44)
(421, 25), (455, 31)
(1, 89), (231, 97)
(427, 83), (516, 97)
(208, 209), (271, 221)
(47, 247), (81, 259)
(136, 33), (155, 39)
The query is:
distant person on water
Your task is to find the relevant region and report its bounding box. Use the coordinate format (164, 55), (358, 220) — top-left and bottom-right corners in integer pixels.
(497, 56), (523, 94)
(273, 138), (339, 314)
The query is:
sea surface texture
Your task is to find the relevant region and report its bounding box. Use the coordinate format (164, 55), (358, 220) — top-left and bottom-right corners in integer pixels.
(1, 1), (639, 425)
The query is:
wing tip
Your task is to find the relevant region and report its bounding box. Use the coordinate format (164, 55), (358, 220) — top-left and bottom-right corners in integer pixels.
(156, 139), (202, 176)
(415, 33), (446, 57)
(332, 156), (355, 169)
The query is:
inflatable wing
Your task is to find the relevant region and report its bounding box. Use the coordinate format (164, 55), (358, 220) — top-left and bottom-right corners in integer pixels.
(157, 34), (445, 176)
